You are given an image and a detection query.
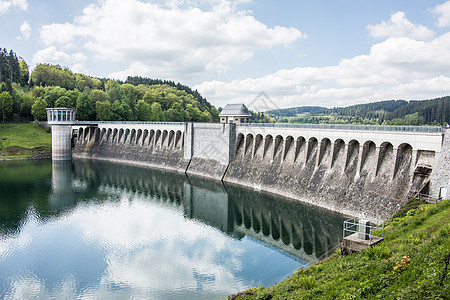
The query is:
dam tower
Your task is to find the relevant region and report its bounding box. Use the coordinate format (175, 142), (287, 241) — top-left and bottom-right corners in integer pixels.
(46, 108), (76, 160)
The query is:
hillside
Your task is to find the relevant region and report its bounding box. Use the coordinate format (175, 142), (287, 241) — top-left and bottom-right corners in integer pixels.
(0, 48), (219, 123)
(267, 97), (449, 126)
(230, 199), (450, 299)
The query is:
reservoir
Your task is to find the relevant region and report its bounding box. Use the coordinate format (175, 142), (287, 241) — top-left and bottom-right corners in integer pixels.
(0, 160), (346, 299)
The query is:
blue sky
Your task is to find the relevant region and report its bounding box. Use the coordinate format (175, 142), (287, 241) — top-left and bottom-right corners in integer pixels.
(1, 0), (450, 109)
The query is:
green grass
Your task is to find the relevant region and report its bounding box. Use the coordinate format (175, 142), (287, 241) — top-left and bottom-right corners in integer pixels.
(0, 123), (51, 159)
(229, 199), (450, 299)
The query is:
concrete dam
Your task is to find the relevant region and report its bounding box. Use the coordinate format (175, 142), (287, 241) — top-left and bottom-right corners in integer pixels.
(70, 121), (449, 222)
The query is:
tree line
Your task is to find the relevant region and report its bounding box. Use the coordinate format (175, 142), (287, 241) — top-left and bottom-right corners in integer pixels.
(268, 98), (449, 126)
(0, 48), (221, 123)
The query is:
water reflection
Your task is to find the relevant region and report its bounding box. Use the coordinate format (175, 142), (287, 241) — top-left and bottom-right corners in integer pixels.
(0, 160), (346, 299)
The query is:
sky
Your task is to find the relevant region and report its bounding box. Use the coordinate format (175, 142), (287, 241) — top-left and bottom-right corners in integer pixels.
(1, 0), (450, 110)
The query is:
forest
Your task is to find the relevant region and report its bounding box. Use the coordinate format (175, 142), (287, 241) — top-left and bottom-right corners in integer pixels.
(0, 48), (221, 123)
(267, 98), (449, 126)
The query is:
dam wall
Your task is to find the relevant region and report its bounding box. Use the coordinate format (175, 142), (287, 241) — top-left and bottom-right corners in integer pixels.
(71, 122), (448, 222)
(72, 122), (188, 172)
(184, 122), (236, 180)
(224, 125), (444, 221)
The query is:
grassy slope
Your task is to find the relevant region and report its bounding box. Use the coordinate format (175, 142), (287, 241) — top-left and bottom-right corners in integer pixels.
(0, 123), (51, 159)
(230, 199), (450, 299)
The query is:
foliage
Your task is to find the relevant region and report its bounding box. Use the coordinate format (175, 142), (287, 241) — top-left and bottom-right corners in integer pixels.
(0, 48), (29, 89)
(0, 47), (220, 123)
(31, 98), (47, 121)
(266, 106), (327, 117)
(0, 91), (13, 123)
(268, 97), (449, 126)
(96, 100), (111, 121)
(229, 200), (450, 299)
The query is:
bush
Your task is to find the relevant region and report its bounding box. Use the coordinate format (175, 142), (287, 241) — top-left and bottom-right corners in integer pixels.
(364, 245), (390, 259)
(298, 276), (317, 290)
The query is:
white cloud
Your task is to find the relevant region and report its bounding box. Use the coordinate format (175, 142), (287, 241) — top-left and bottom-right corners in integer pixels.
(40, 23), (78, 48)
(32, 46), (88, 72)
(367, 11), (434, 40)
(195, 32), (450, 109)
(432, 0), (450, 27)
(17, 20), (31, 40)
(0, 0), (27, 15)
(36, 0), (305, 80)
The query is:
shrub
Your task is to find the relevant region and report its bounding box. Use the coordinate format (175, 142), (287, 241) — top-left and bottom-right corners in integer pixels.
(364, 245), (391, 259)
(298, 276), (317, 290)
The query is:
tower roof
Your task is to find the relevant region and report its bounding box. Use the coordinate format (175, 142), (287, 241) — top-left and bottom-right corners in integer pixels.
(219, 103), (251, 117)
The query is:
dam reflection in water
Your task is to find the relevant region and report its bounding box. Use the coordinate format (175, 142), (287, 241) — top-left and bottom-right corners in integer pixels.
(0, 160), (345, 299)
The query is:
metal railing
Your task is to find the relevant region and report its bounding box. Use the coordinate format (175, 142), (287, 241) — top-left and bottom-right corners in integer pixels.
(415, 193), (440, 204)
(343, 218), (384, 243)
(74, 121), (185, 125)
(239, 123), (445, 133)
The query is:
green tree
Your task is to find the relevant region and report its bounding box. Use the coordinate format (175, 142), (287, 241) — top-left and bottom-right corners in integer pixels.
(199, 110), (212, 122)
(18, 59), (29, 86)
(121, 102), (134, 121)
(31, 97), (47, 121)
(90, 89), (109, 106)
(121, 83), (143, 109)
(76, 93), (95, 120)
(110, 100), (124, 121)
(0, 91), (13, 123)
(44, 86), (66, 108)
(136, 100), (151, 121)
(30, 64), (76, 89)
(105, 80), (123, 102)
(185, 104), (201, 121)
(55, 96), (72, 108)
(210, 106), (220, 122)
(150, 102), (164, 121)
(96, 100), (111, 121)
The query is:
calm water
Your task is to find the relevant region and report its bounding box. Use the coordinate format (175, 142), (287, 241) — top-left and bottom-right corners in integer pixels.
(0, 160), (346, 299)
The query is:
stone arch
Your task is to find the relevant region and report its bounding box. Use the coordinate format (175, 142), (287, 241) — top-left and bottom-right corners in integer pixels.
(318, 138), (332, 166)
(83, 127), (89, 142)
(112, 128), (118, 144)
(175, 130), (182, 149)
(273, 135), (283, 159)
(78, 127), (84, 141)
(155, 130), (161, 147)
(244, 134), (254, 157)
(235, 133), (245, 155)
(106, 128), (112, 143)
(376, 142), (394, 177)
(253, 134), (263, 158)
(136, 129), (142, 145)
(306, 137), (318, 164)
(263, 135), (273, 159)
(162, 130), (168, 148)
(345, 139), (360, 172)
(168, 130), (175, 149)
(142, 129), (149, 146)
(101, 128), (107, 142)
(130, 129), (136, 144)
(332, 139), (346, 169)
(283, 135), (294, 161)
(294, 136), (306, 163)
(94, 128), (101, 143)
(118, 129), (124, 143)
(394, 143), (413, 178)
(148, 129), (155, 146)
(360, 140), (377, 174)
(124, 129), (131, 144)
